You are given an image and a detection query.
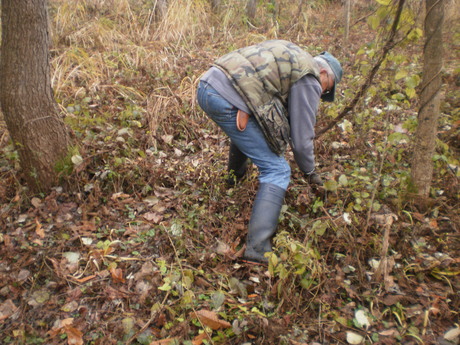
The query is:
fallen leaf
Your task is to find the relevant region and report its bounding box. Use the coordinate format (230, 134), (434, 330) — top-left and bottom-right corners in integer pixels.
(28, 290), (50, 307)
(143, 212), (163, 223)
(72, 275), (96, 283)
(109, 267), (125, 283)
(143, 196), (160, 206)
(0, 299), (18, 321)
(381, 294), (405, 306)
(111, 192), (131, 200)
(429, 218), (438, 229)
(35, 218), (45, 238)
(81, 237), (93, 246)
(31, 197), (42, 208)
(192, 332), (211, 345)
(161, 134), (173, 144)
(64, 325), (83, 345)
(61, 301), (79, 313)
(444, 327), (460, 341)
(48, 318), (75, 338)
(191, 309), (231, 330)
(75, 220), (97, 232)
(63, 252), (81, 264)
(210, 291), (225, 310)
(354, 309), (371, 329)
(122, 317), (134, 335)
(150, 338), (179, 345)
(213, 240), (231, 255)
(379, 329), (401, 337)
(32, 239), (43, 246)
(412, 212), (426, 223)
(346, 331), (364, 344)
(228, 277), (247, 298)
(289, 340), (309, 345)
(17, 269), (31, 283)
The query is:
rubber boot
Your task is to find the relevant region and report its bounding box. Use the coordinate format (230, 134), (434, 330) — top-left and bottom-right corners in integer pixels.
(226, 142), (248, 186)
(243, 183), (286, 264)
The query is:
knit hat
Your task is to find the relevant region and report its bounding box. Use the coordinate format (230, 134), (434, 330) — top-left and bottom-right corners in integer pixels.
(319, 51), (342, 102)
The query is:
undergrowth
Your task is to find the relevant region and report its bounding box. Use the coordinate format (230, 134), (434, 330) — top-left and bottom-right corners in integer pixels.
(0, 0), (459, 344)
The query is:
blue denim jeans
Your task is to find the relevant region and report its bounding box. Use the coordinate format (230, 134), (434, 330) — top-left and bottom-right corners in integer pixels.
(197, 81), (291, 190)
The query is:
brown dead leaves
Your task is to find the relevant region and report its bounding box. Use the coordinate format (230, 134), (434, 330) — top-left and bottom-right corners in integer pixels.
(109, 266), (126, 283)
(190, 309), (231, 330)
(0, 299), (18, 321)
(48, 318), (83, 345)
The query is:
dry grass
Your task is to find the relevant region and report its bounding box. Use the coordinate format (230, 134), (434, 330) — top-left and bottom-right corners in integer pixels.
(49, 0), (214, 103)
(0, 2), (458, 344)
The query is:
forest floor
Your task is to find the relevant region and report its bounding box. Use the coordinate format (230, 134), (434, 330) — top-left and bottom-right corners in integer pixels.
(0, 1), (459, 345)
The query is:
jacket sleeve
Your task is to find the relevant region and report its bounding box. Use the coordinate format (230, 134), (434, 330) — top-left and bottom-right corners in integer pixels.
(288, 75), (322, 174)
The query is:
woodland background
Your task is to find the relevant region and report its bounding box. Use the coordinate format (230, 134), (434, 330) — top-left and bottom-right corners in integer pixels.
(0, 0), (459, 344)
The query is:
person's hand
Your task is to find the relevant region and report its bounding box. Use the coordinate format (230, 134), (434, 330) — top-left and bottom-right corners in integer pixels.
(306, 172), (324, 186)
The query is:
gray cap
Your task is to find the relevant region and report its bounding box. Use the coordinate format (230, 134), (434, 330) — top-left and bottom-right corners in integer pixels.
(319, 51), (342, 102)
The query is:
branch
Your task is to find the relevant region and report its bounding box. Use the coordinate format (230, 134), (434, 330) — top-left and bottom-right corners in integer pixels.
(317, 0), (406, 138)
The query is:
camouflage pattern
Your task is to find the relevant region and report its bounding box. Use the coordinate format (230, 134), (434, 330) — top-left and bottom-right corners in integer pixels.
(213, 40), (320, 154)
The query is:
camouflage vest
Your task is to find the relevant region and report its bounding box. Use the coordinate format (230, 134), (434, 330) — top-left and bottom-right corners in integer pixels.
(213, 40), (320, 154)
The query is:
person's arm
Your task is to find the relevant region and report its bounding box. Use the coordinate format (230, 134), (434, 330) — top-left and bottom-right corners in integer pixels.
(289, 75), (323, 183)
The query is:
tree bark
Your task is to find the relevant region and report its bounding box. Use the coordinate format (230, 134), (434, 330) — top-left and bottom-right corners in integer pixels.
(246, 0), (257, 20)
(0, 0), (70, 192)
(210, 0), (221, 13)
(410, 0), (444, 196)
(153, 0), (168, 21)
(344, 0), (351, 42)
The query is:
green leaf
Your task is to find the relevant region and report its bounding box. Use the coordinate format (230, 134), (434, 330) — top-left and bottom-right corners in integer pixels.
(405, 87), (417, 99)
(122, 318), (135, 335)
(158, 278), (172, 291)
(368, 15), (380, 30)
(324, 180), (338, 192)
(211, 291), (225, 310)
(395, 70), (407, 80)
(388, 132), (408, 144)
(406, 75), (421, 88)
(408, 28), (423, 40)
(338, 174), (349, 187)
(391, 93), (406, 100)
(182, 290), (195, 306)
(251, 307), (267, 317)
(376, 0), (392, 5)
(300, 278), (315, 290)
(312, 199), (323, 213)
(312, 220), (328, 236)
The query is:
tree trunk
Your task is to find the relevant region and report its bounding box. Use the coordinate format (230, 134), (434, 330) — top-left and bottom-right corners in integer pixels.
(410, 0), (444, 196)
(154, 0), (168, 21)
(210, 0), (221, 13)
(0, 0), (70, 192)
(246, 0), (257, 20)
(344, 0), (351, 42)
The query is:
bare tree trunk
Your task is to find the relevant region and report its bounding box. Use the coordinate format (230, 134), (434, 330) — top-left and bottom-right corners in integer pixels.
(0, 0), (70, 192)
(410, 0), (444, 196)
(154, 0), (168, 21)
(344, 0), (351, 42)
(246, 0), (257, 21)
(210, 0), (221, 13)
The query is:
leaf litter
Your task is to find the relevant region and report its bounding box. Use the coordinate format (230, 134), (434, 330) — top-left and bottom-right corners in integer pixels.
(0, 1), (459, 344)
